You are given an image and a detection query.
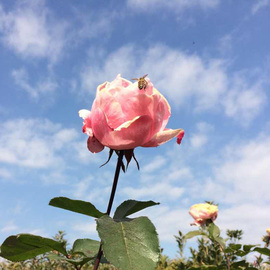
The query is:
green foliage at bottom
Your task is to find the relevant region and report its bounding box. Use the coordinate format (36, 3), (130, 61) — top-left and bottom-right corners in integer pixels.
(1, 229), (270, 270)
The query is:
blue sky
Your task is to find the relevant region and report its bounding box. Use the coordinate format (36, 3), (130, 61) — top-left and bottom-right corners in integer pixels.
(0, 0), (270, 259)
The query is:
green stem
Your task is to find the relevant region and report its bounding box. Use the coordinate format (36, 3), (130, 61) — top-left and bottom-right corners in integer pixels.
(93, 150), (124, 270)
(219, 242), (230, 270)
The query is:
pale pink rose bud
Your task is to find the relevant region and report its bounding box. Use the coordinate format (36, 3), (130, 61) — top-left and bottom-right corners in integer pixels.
(266, 228), (270, 236)
(189, 203), (218, 226)
(79, 74), (184, 153)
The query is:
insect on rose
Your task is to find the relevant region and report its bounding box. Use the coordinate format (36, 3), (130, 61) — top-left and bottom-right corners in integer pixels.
(132, 74), (148, 90)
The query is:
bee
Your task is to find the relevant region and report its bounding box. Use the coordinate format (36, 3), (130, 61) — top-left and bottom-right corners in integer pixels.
(131, 74), (148, 90)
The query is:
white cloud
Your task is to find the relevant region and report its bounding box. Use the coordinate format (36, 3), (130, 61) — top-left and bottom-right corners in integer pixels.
(80, 45), (136, 94)
(190, 134), (208, 148)
(40, 171), (69, 185)
(72, 221), (97, 235)
(0, 105), (8, 116)
(69, 176), (93, 199)
(62, 170), (115, 205)
(166, 167), (192, 182)
(142, 155), (167, 174)
(81, 45), (266, 124)
(70, 9), (115, 43)
(190, 122), (214, 149)
(0, 168), (12, 179)
(189, 133), (270, 205)
(0, 118), (78, 169)
(12, 68), (57, 99)
(122, 182), (185, 201)
(218, 34), (233, 55)
(213, 134), (270, 203)
(1, 221), (19, 233)
(0, 0), (67, 63)
(127, 0), (219, 13)
(218, 204), (269, 244)
(222, 76), (266, 126)
(0, 1), (117, 64)
(153, 208), (191, 242)
(251, 0), (269, 14)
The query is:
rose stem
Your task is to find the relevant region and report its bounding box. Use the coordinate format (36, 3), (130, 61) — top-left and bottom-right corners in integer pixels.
(93, 150), (124, 270)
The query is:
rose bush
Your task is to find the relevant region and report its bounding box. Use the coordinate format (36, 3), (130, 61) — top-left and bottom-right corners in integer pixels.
(189, 203), (218, 226)
(79, 74), (184, 153)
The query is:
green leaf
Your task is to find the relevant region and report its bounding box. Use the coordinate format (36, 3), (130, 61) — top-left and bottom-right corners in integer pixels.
(208, 223), (220, 239)
(228, 244), (242, 251)
(231, 260), (249, 268)
(187, 266), (219, 270)
(97, 215), (160, 270)
(48, 254), (93, 267)
(113, 200), (159, 219)
(0, 234), (67, 261)
(49, 197), (105, 218)
(243, 244), (257, 253)
(235, 250), (246, 257)
(215, 236), (226, 250)
(254, 247), (270, 256)
(72, 239), (100, 257)
(184, 230), (206, 240)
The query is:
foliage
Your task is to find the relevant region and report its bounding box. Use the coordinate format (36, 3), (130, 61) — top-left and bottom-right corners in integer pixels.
(1, 228), (270, 270)
(0, 199), (160, 270)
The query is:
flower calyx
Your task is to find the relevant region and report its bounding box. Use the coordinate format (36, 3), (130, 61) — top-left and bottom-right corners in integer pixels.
(100, 149), (140, 172)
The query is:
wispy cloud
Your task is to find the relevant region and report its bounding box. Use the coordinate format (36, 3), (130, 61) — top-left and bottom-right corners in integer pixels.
(190, 122), (214, 149)
(186, 132), (270, 206)
(0, 168), (12, 180)
(213, 134), (270, 203)
(251, 0), (269, 14)
(0, 0), (68, 64)
(126, 0), (219, 13)
(12, 68), (57, 99)
(0, 1), (118, 65)
(218, 34), (233, 55)
(80, 44), (267, 125)
(0, 118), (78, 169)
(218, 204), (269, 244)
(222, 74), (266, 126)
(69, 9), (116, 45)
(0, 221), (19, 233)
(122, 182), (185, 201)
(72, 221), (97, 235)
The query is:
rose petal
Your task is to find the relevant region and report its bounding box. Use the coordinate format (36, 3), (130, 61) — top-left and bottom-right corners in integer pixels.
(157, 90), (171, 131)
(142, 128), (185, 147)
(78, 109), (91, 119)
(80, 110), (93, 136)
(91, 108), (153, 149)
(189, 203), (218, 226)
(177, 130), (185, 144)
(83, 126), (93, 137)
(97, 82), (108, 93)
(111, 115), (153, 149)
(87, 136), (104, 153)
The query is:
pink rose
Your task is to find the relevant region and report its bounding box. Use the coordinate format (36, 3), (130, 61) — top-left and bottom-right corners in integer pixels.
(79, 74), (184, 153)
(189, 203), (218, 226)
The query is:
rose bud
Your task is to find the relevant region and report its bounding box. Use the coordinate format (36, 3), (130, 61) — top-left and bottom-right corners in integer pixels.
(189, 203), (218, 226)
(79, 74), (184, 153)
